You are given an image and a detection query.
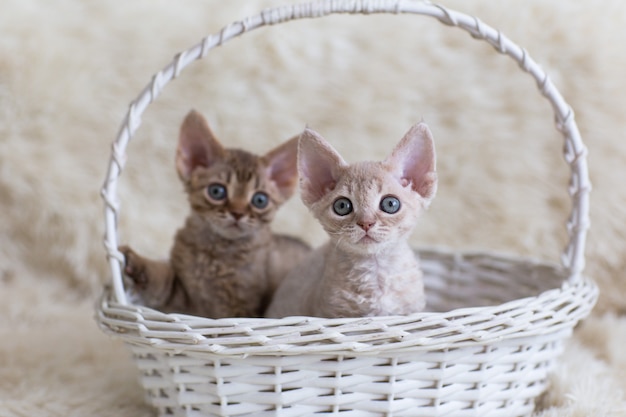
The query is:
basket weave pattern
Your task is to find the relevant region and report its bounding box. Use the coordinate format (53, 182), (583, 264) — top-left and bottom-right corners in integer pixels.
(97, 1), (597, 416)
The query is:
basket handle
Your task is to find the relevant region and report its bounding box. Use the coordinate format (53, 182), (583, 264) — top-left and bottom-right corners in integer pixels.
(101, 0), (590, 305)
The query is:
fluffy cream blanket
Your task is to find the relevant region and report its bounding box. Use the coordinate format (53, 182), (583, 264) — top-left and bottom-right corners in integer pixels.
(1, 0), (624, 415)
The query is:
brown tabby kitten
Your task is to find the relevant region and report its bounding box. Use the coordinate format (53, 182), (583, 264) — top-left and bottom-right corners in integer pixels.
(119, 110), (311, 318)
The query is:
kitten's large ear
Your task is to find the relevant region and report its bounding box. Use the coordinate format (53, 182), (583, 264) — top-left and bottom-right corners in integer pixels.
(176, 110), (225, 182)
(262, 135), (299, 201)
(298, 128), (347, 206)
(386, 123), (437, 204)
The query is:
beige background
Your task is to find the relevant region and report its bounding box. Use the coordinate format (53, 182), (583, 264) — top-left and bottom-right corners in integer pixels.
(1, 0), (625, 415)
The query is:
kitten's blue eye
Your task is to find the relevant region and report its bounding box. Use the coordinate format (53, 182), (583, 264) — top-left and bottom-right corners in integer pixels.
(207, 183), (227, 201)
(251, 192), (269, 209)
(333, 197), (353, 216)
(380, 195), (401, 214)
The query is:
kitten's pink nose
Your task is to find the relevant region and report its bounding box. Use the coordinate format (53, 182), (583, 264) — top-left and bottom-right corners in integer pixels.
(357, 221), (376, 232)
(231, 212), (244, 220)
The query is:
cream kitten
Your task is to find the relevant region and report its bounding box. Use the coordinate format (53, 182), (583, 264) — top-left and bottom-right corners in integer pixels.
(265, 124), (437, 318)
(120, 110), (310, 318)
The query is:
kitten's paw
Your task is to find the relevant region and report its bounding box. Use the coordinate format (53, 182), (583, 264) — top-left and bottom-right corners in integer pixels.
(119, 245), (149, 288)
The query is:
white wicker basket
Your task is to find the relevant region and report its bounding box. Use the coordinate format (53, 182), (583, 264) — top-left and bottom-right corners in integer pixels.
(97, 1), (598, 416)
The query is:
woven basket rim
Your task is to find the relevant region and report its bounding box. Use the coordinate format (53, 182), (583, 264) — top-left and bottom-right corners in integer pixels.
(96, 248), (598, 356)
